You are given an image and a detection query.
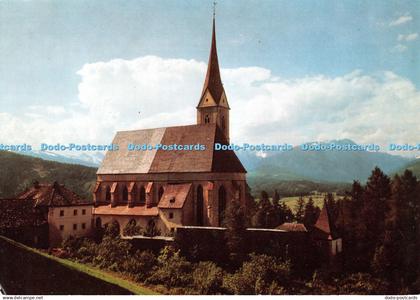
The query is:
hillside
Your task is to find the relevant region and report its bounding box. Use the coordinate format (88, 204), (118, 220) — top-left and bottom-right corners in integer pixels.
(0, 151), (97, 200)
(397, 158), (420, 177)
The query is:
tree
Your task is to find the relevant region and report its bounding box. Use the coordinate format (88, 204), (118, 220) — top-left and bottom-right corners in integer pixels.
(303, 197), (320, 228)
(373, 170), (419, 290)
(294, 196), (305, 223)
(147, 246), (193, 289)
(192, 261), (225, 294)
(123, 219), (142, 236)
(224, 200), (248, 264)
(223, 254), (290, 295)
(361, 167), (391, 266)
(253, 191), (275, 228)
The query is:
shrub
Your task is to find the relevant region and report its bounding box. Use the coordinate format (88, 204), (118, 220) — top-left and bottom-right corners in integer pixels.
(93, 236), (132, 271)
(123, 219), (142, 237)
(192, 261), (224, 294)
(121, 250), (156, 282)
(147, 246), (193, 289)
(223, 253), (290, 295)
(338, 273), (389, 295)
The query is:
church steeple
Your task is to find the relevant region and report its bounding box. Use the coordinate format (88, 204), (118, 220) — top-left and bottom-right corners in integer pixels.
(197, 11), (230, 142)
(200, 17), (224, 104)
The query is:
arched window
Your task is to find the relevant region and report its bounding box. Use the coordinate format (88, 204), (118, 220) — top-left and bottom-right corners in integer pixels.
(139, 186), (146, 205)
(221, 115), (225, 129)
(105, 186), (111, 203)
(95, 217), (102, 228)
(196, 185), (204, 226)
(122, 186), (128, 203)
(158, 186), (164, 202)
(205, 115), (210, 124)
(218, 185), (227, 226)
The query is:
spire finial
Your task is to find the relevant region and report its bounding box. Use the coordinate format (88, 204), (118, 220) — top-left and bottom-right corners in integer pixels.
(213, 1), (217, 19)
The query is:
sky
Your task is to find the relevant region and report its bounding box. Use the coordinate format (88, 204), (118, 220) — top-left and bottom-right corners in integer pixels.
(0, 0), (419, 156)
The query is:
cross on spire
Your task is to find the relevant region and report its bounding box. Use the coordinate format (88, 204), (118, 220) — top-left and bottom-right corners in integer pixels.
(213, 1), (217, 19)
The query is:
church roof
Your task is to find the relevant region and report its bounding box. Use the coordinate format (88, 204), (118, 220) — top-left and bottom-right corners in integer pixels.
(97, 123), (246, 174)
(16, 181), (91, 207)
(276, 222), (308, 232)
(313, 200), (339, 240)
(199, 17), (225, 105)
(158, 183), (192, 209)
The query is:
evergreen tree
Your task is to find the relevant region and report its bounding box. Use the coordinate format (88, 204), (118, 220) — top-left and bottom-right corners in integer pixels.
(303, 197), (320, 227)
(373, 170), (419, 290)
(280, 202), (294, 223)
(362, 167), (391, 264)
(253, 191), (274, 228)
(272, 189), (285, 226)
(294, 196), (305, 223)
(224, 200), (248, 264)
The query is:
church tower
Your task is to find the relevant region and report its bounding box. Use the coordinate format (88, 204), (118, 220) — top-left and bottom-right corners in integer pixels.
(197, 15), (230, 143)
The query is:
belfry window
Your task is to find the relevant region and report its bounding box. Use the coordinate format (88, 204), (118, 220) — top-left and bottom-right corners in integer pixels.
(205, 115), (210, 123)
(221, 115), (225, 129)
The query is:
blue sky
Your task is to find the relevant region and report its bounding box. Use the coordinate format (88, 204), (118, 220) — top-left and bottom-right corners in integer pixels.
(0, 0), (419, 155)
(1, 0), (418, 112)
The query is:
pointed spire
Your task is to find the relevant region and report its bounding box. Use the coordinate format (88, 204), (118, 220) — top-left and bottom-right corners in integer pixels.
(200, 12), (225, 104)
(314, 199), (338, 240)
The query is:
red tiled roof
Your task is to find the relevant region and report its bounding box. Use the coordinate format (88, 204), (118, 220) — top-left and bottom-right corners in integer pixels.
(200, 18), (225, 104)
(158, 183), (192, 209)
(93, 204), (158, 216)
(276, 222), (307, 232)
(97, 124), (246, 174)
(16, 182), (91, 207)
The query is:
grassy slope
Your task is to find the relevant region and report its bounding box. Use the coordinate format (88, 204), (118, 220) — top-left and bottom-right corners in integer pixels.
(0, 236), (157, 295)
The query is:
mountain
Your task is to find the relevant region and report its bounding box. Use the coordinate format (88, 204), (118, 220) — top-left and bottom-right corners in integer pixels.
(0, 151), (97, 200)
(396, 158), (420, 177)
(237, 139), (412, 186)
(25, 151), (102, 167)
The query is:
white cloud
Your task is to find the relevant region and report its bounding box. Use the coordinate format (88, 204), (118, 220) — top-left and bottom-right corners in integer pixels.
(1, 56), (420, 156)
(389, 13), (413, 26)
(392, 44), (408, 52)
(397, 33), (418, 42)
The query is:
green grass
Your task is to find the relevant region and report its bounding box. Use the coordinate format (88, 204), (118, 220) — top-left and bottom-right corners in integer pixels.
(281, 193), (344, 213)
(0, 236), (158, 295)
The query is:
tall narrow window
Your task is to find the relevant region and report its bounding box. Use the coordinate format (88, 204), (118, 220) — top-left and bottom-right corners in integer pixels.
(105, 186), (111, 202)
(158, 186), (164, 202)
(218, 185), (227, 227)
(139, 186), (146, 204)
(122, 186), (128, 203)
(196, 185), (204, 226)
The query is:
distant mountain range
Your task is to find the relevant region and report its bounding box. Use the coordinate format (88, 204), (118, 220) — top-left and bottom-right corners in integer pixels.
(3, 139), (417, 198)
(237, 139), (413, 183)
(25, 150), (103, 168)
(396, 158), (420, 177)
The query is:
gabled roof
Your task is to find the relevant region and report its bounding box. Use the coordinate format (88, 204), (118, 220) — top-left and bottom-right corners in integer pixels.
(276, 222), (307, 232)
(158, 183), (192, 209)
(313, 200), (339, 240)
(97, 124), (246, 174)
(16, 182), (91, 207)
(199, 17), (225, 105)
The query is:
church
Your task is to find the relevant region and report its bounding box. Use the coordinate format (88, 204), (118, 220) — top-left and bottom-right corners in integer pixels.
(92, 16), (250, 236)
